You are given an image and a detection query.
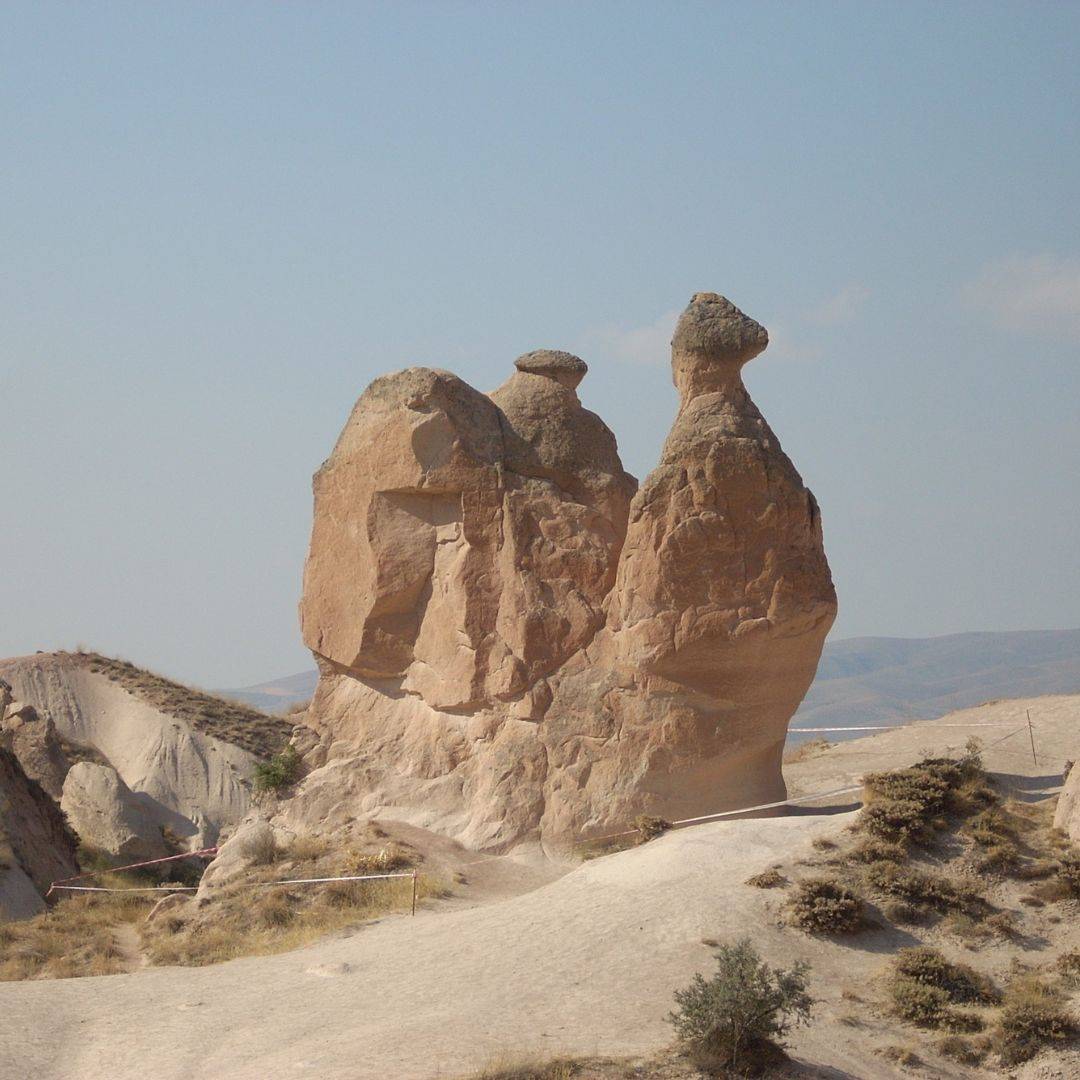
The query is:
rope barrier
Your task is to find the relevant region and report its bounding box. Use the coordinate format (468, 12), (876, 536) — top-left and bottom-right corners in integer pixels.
(46, 846), (220, 896)
(789, 723), (1023, 733)
(47, 868), (422, 916)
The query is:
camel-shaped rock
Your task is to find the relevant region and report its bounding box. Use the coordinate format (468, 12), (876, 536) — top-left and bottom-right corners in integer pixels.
(296, 293), (837, 853)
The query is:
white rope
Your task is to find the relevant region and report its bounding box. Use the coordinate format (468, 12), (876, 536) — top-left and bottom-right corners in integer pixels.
(51, 871), (417, 895)
(789, 723), (1023, 733)
(50, 885), (198, 893)
(244, 872), (415, 888)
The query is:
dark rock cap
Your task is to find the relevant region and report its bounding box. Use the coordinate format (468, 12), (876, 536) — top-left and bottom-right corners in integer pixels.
(514, 349), (588, 389)
(672, 293), (768, 367)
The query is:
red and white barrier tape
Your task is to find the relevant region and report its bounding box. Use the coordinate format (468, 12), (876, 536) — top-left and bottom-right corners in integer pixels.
(46, 846), (219, 896)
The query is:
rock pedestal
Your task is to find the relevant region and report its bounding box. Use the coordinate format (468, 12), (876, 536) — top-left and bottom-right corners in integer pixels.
(295, 294), (837, 854)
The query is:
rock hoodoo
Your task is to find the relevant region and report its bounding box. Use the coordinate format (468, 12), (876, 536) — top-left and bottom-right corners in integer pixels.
(296, 293), (837, 853)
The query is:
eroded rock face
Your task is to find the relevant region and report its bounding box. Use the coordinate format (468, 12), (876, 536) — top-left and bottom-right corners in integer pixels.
(295, 294), (837, 854)
(1, 690), (70, 800)
(61, 762), (169, 862)
(0, 745), (79, 920)
(1054, 764), (1080, 841)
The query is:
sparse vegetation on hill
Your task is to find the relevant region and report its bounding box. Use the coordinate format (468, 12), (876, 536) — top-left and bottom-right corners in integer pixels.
(68, 651), (293, 757)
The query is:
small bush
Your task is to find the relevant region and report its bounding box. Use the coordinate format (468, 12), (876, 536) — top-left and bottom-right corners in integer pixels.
(976, 842), (1021, 874)
(993, 980), (1075, 1065)
(745, 868), (785, 889)
(890, 978), (953, 1028)
(892, 947), (1000, 1005)
(253, 745), (302, 794)
(787, 878), (863, 933)
(883, 900), (925, 926)
(934, 1034), (984, 1065)
(668, 938), (813, 1075)
(864, 863), (984, 914)
(1055, 950), (1080, 975)
(859, 755), (990, 845)
(852, 838), (907, 864)
(1057, 850), (1080, 895)
(634, 815), (672, 841)
(879, 1044), (921, 1067)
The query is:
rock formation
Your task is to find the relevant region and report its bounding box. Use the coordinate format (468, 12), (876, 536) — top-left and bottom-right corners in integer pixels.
(61, 762), (169, 861)
(1054, 763), (1080, 841)
(1, 682), (70, 799)
(0, 652), (288, 848)
(0, 744), (79, 920)
(294, 294), (837, 854)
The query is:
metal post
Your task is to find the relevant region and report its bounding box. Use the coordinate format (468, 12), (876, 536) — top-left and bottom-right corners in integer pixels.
(1026, 710), (1038, 766)
(411, 871), (417, 916)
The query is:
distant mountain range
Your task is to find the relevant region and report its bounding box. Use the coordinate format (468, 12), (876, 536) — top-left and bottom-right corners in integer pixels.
(220, 629), (1080, 744)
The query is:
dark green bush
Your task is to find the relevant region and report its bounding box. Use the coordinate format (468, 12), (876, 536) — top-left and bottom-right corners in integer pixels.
(668, 938), (813, 1075)
(253, 745), (302, 794)
(786, 878), (863, 934)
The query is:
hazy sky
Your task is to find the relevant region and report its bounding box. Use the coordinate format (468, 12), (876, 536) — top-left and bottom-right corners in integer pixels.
(2, 3), (1078, 689)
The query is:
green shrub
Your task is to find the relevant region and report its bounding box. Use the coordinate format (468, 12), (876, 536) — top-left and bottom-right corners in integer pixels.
(786, 878), (863, 934)
(668, 938), (813, 1075)
(253, 745), (302, 794)
(890, 979), (953, 1027)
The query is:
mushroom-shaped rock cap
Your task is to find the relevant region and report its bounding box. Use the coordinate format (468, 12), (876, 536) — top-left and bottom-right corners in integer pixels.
(673, 293), (768, 366)
(514, 349), (588, 390)
(671, 293), (768, 398)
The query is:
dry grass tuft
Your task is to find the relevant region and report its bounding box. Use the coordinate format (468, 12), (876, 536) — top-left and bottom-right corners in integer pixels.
(0, 886), (148, 981)
(783, 737), (832, 764)
(745, 868), (786, 889)
(142, 831), (431, 968)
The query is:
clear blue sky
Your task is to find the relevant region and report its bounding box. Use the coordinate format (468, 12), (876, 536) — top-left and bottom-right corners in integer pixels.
(2, 3), (1078, 688)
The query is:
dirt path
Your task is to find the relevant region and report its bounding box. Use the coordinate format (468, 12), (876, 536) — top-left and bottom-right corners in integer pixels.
(1, 694), (1077, 1080)
(111, 923), (145, 973)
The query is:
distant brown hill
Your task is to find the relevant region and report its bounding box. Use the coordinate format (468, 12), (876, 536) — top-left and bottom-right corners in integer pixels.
(791, 627), (1080, 741)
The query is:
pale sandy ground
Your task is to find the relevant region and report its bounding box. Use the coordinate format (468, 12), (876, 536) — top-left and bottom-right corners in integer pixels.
(1, 694), (1077, 1080)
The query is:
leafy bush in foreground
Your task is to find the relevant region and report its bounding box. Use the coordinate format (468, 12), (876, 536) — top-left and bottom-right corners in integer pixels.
(668, 938), (812, 1075)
